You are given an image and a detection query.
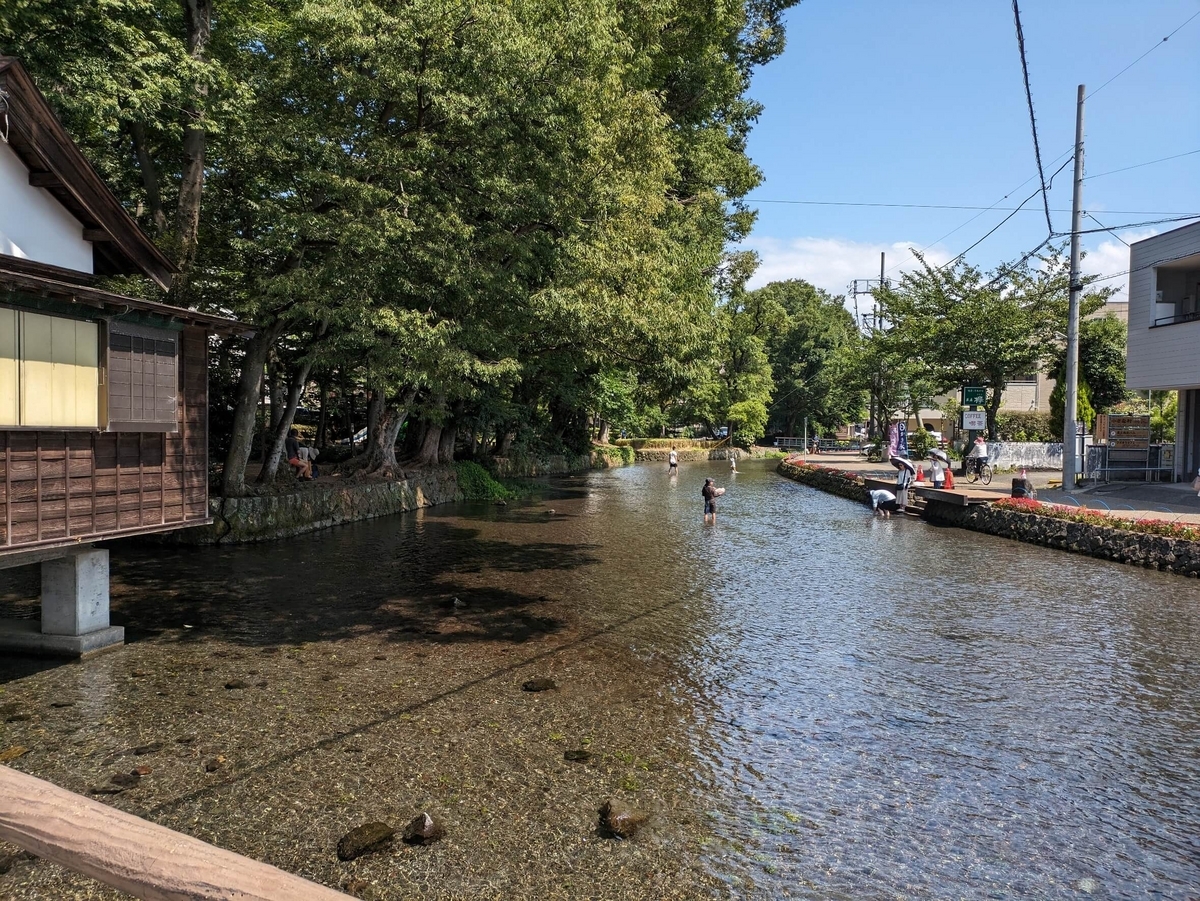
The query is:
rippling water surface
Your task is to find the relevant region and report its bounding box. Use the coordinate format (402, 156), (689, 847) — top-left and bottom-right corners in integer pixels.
(557, 459), (1200, 898)
(5, 458), (1198, 899)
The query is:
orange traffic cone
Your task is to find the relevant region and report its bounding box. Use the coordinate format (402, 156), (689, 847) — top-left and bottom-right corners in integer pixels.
(945, 469), (955, 490)
(915, 464), (925, 482)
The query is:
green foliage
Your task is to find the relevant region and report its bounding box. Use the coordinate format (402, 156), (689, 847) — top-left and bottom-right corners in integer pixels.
(1046, 314), (1129, 413)
(906, 428), (934, 458)
(4, 0), (802, 476)
(454, 461), (514, 501)
(995, 411), (1057, 442)
(1049, 373), (1096, 439)
(758, 280), (865, 435)
(869, 247), (1113, 439)
(1151, 391), (1178, 443)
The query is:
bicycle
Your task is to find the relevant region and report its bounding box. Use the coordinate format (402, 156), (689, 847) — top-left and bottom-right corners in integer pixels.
(965, 457), (992, 485)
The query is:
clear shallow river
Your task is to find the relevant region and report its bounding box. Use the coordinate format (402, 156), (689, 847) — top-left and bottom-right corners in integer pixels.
(2, 458), (1199, 899)
(541, 459), (1200, 898)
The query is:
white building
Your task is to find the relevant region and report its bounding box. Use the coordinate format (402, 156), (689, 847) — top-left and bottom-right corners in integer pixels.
(1126, 221), (1200, 480)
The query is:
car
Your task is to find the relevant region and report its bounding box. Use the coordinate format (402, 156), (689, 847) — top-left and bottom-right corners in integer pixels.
(923, 425), (947, 448)
(714, 427), (729, 439)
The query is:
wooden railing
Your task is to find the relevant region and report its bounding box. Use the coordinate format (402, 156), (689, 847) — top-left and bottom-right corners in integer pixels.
(0, 765), (351, 900)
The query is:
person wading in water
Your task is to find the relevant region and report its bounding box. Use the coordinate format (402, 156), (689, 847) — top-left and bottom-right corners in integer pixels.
(703, 477), (723, 524)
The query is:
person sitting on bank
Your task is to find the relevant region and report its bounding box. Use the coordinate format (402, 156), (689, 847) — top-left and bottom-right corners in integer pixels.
(285, 429), (312, 480)
(298, 442), (320, 479)
(869, 488), (898, 518)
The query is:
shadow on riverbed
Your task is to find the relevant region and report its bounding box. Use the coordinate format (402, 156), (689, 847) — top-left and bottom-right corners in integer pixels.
(0, 516), (601, 672)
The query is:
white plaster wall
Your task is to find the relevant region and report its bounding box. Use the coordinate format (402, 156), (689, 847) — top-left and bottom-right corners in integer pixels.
(0, 141), (93, 273)
(1126, 222), (1200, 391)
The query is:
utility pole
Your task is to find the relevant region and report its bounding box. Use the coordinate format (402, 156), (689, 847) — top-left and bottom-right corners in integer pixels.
(1062, 84), (1085, 489)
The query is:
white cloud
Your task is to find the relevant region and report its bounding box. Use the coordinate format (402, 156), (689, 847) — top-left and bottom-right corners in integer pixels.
(743, 236), (953, 297)
(1079, 230), (1156, 304)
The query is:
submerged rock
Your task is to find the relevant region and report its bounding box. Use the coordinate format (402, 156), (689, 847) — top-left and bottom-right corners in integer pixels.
(110, 771), (141, 788)
(563, 749), (592, 763)
(522, 678), (556, 692)
(224, 679), (247, 690)
(600, 799), (648, 839)
(133, 741), (164, 755)
(337, 822), (396, 861)
(402, 812), (445, 845)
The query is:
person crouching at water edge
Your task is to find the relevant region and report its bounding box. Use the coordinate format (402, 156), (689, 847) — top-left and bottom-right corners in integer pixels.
(870, 488), (899, 518)
(703, 477), (725, 524)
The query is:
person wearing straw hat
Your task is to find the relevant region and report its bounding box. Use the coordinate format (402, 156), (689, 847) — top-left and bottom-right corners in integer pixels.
(890, 454), (915, 512)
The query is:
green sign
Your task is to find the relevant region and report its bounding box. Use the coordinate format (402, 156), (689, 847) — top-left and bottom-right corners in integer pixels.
(963, 386), (986, 406)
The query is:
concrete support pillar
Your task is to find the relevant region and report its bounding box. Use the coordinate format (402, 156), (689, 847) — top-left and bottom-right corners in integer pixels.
(41, 550), (111, 636)
(0, 548), (124, 656)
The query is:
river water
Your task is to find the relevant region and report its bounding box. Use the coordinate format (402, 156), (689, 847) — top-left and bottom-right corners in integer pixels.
(559, 459), (1200, 898)
(2, 459), (1199, 899)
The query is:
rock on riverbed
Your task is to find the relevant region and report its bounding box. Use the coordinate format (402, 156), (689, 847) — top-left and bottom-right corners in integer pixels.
(600, 799), (648, 839)
(403, 812), (445, 845)
(337, 822), (396, 861)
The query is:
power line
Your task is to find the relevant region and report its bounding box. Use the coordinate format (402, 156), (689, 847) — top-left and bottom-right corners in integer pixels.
(1012, 0), (1054, 234)
(1084, 148), (1200, 181)
(943, 186), (1043, 268)
(1086, 213), (1129, 247)
(751, 198), (1188, 215)
(1086, 7), (1200, 100)
(1057, 214), (1200, 236)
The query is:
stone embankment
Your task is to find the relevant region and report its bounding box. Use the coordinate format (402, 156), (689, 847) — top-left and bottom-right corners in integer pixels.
(777, 458), (1200, 576)
(923, 501), (1200, 576)
(776, 458), (869, 503)
(183, 470), (463, 545)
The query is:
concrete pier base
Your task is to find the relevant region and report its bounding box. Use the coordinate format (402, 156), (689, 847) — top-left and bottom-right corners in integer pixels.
(0, 549), (124, 657)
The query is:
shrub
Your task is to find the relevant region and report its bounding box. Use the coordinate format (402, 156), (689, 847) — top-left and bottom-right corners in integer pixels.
(995, 411), (1056, 442)
(454, 461), (515, 501)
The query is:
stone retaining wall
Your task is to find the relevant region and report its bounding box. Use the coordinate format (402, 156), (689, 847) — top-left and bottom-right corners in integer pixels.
(775, 459), (869, 503)
(178, 471), (463, 545)
(921, 500), (1200, 575)
(635, 447), (743, 463)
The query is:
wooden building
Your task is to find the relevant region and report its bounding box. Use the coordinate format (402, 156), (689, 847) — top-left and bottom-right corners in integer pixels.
(0, 58), (244, 654)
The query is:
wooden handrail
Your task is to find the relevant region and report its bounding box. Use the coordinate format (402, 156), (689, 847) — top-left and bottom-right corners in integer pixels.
(0, 766), (352, 900)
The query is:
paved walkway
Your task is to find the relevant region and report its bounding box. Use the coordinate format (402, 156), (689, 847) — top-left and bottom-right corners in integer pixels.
(789, 451), (1200, 525)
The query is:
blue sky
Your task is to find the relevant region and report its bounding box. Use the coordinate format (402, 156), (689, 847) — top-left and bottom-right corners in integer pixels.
(741, 0), (1200, 304)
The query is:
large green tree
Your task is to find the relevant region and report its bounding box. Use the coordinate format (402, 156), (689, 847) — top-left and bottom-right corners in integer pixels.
(874, 249), (1113, 439)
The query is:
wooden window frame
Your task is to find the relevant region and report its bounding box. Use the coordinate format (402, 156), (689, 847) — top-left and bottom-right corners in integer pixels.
(105, 322), (180, 433)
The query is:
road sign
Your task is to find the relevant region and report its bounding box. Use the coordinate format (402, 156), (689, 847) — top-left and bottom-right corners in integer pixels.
(963, 386), (986, 406)
(962, 410), (987, 430)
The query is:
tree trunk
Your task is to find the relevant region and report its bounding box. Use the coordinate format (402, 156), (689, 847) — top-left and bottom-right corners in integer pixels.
(221, 325), (282, 498)
(315, 376), (328, 446)
(366, 388), (382, 449)
(987, 384), (1004, 440)
(176, 0), (212, 282)
(258, 358), (317, 483)
(597, 419), (610, 445)
(438, 420), (456, 464)
(496, 429), (515, 457)
(413, 420), (443, 466)
(129, 121), (167, 236)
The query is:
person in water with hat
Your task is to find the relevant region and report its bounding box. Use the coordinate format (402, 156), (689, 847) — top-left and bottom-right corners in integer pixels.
(702, 477), (722, 524)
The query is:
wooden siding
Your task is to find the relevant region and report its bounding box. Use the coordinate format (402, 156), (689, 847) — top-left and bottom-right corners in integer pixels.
(0, 326), (208, 552)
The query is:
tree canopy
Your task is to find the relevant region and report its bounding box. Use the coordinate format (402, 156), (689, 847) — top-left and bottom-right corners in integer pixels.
(2, 0), (801, 489)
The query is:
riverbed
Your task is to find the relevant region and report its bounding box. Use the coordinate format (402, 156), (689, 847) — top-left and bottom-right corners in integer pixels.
(1, 460), (1198, 899)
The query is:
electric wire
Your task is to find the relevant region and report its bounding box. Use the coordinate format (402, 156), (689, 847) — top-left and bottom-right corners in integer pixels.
(750, 198), (1187, 215)
(1086, 8), (1200, 100)
(1086, 213), (1129, 247)
(1012, 0), (1054, 234)
(1084, 148), (1200, 181)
